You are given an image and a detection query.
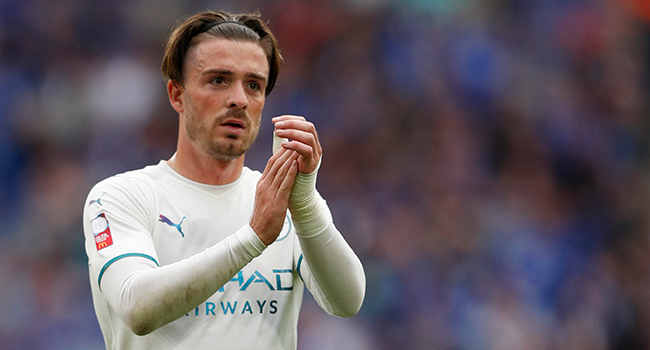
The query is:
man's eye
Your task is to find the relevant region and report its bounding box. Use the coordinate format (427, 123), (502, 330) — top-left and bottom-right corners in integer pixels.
(248, 82), (260, 90)
(212, 77), (225, 85)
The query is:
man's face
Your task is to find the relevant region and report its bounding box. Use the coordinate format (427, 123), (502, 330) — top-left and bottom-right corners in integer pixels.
(179, 37), (269, 161)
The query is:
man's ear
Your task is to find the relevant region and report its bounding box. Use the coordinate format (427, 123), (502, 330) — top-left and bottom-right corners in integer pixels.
(167, 80), (184, 114)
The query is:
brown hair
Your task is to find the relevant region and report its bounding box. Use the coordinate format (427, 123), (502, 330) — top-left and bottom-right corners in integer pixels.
(161, 10), (282, 96)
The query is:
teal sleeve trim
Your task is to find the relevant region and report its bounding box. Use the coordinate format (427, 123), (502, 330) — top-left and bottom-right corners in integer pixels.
(98, 253), (159, 290)
(296, 254), (304, 283)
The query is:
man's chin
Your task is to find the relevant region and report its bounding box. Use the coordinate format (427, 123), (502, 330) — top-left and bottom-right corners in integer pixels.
(203, 129), (258, 161)
(206, 142), (248, 162)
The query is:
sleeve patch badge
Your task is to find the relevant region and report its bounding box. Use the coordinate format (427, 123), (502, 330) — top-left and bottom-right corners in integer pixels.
(92, 213), (113, 251)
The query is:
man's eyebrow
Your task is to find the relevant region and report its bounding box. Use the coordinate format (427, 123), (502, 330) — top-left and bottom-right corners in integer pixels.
(202, 69), (234, 77)
(202, 69), (268, 82)
(246, 72), (268, 83)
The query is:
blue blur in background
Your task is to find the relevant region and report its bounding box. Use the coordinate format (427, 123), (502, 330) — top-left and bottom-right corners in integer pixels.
(0, 0), (649, 349)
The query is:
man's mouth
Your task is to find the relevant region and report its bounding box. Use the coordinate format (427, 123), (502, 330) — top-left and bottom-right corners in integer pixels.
(220, 118), (246, 129)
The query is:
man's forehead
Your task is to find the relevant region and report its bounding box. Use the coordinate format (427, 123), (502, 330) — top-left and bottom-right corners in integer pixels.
(186, 37), (269, 76)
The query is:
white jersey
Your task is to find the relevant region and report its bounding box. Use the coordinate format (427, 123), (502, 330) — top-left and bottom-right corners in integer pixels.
(83, 161), (347, 349)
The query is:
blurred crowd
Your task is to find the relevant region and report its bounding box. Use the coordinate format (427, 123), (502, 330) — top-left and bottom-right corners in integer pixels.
(0, 0), (649, 349)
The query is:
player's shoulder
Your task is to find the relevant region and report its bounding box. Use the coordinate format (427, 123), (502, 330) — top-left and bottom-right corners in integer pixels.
(89, 164), (261, 199)
(88, 162), (164, 199)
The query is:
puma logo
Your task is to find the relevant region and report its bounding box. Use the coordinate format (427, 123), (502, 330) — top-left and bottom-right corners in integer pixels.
(159, 214), (186, 238)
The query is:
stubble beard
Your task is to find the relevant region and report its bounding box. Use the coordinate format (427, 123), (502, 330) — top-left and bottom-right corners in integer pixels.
(186, 110), (260, 162)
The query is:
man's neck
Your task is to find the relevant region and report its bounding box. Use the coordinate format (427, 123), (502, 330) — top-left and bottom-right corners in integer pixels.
(166, 151), (244, 186)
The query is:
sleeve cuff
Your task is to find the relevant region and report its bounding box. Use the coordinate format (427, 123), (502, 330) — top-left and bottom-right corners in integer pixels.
(237, 224), (268, 253)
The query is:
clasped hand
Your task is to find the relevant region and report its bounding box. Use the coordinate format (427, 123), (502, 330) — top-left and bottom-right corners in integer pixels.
(249, 115), (322, 245)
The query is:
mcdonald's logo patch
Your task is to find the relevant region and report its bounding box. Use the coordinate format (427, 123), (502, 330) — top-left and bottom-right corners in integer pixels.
(92, 213), (113, 251)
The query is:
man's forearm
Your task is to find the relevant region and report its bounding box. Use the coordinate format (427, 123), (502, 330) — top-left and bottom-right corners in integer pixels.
(291, 190), (366, 317)
(99, 225), (266, 335)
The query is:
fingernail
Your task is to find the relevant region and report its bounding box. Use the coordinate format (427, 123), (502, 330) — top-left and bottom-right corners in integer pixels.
(275, 121), (284, 128)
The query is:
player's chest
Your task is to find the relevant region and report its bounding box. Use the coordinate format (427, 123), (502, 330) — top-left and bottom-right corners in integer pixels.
(147, 184), (295, 267)
(150, 186), (256, 262)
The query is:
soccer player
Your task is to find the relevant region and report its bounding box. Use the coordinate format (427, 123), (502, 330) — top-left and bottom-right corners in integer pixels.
(82, 10), (365, 349)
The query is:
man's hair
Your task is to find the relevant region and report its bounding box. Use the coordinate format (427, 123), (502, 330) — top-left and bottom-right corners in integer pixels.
(161, 10), (282, 96)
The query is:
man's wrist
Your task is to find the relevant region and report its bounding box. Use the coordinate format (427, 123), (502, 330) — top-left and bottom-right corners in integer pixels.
(288, 157), (325, 231)
(289, 158), (320, 210)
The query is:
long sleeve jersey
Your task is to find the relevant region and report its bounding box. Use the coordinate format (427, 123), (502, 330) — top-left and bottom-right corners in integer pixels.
(82, 161), (365, 349)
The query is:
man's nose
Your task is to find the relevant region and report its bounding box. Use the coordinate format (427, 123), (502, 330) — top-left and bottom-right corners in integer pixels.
(226, 83), (248, 109)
